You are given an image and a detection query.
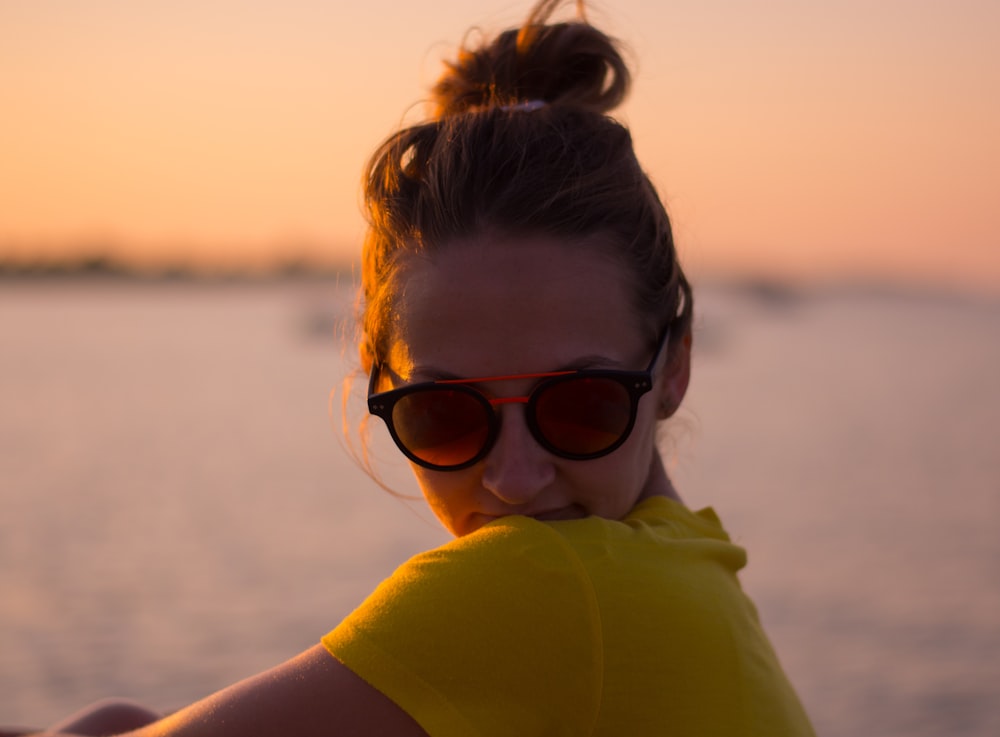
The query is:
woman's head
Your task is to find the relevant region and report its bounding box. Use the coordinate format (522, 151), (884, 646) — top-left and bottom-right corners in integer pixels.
(359, 0), (692, 374)
(373, 232), (690, 536)
(354, 0), (694, 531)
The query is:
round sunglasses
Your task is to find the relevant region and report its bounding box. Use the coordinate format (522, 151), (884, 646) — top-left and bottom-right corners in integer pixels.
(368, 330), (670, 471)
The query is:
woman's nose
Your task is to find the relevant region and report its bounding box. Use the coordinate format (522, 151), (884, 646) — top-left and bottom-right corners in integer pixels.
(481, 406), (556, 505)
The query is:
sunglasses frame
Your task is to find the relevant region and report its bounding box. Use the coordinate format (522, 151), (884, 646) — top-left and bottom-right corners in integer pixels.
(368, 329), (671, 471)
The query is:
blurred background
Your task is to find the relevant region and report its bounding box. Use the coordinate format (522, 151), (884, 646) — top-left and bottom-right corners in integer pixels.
(2, 0), (998, 290)
(2, 1), (998, 735)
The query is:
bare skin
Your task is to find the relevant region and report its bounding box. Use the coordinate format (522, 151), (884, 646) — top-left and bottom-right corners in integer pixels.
(19, 647), (428, 737)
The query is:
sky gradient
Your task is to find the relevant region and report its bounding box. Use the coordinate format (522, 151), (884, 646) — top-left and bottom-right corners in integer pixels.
(2, 0), (998, 292)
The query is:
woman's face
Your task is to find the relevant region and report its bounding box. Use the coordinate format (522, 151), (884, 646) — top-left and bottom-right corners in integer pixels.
(383, 232), (689, 536)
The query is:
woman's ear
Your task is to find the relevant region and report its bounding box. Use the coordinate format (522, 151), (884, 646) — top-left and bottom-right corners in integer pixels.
(657, 330), (692, 419)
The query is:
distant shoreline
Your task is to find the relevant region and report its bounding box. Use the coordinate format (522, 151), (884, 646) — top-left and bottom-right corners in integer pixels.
(0, 254), (356, 284)
(2, 254), (996, 305)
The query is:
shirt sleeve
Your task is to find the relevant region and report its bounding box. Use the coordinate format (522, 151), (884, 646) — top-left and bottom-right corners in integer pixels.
(322, 517), (604, 737)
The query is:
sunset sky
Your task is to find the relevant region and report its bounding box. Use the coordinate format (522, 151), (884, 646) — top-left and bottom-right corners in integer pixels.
(2, 0), (998, 292)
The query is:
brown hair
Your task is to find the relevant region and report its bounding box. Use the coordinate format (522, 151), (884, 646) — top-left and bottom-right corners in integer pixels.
(359, 0), (692, 374)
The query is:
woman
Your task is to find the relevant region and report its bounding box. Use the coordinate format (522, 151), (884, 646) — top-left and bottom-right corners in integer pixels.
(18, 1), (815, 734)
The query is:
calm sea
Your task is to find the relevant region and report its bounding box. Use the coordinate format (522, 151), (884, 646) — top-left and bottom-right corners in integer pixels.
(1, 279), (998, 736)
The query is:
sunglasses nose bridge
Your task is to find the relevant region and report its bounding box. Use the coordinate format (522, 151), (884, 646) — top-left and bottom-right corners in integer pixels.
(487, 395), (530, 408)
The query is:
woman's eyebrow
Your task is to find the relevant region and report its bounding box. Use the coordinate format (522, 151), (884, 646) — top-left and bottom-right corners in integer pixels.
(405, 365), (461, 382)
(561, 354), (626, 370)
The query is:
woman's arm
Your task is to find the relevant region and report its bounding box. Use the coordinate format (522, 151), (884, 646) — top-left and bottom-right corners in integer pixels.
(23, 646), (429, 737)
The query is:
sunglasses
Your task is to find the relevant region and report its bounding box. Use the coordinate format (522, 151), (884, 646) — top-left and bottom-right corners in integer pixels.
(367, 329), (670, 471)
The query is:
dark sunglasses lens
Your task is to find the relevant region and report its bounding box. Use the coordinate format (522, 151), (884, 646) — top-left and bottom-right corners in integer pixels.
(534, 377), (633, 456)
(391, 389), (490, 467)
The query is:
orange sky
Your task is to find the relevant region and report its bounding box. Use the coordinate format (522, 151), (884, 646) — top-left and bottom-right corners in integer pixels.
(2, 0), (998, 292)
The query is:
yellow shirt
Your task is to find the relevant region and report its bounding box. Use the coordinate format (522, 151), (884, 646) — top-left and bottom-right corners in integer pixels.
(322, 496), (815, 736)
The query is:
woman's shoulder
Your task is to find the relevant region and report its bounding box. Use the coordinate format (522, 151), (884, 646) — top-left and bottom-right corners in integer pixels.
(410, 496), (740, 568)
(388, 497), (747, 603)
(323, 514), (606, 736)
(328, 497), (749, 651)
(328, 517), (602, 641)
(400, 515), (592, 594)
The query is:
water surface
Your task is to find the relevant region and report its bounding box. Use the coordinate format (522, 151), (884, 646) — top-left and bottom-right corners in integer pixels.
(1, 280), (997, 735)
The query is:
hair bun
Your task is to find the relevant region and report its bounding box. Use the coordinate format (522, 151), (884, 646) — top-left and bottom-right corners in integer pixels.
(432, 0), (630, 117)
